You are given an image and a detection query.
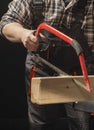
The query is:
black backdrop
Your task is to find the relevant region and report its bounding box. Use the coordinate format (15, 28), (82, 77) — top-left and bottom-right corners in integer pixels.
(0, 0), (28, 129)
(0, 0), (94, 130)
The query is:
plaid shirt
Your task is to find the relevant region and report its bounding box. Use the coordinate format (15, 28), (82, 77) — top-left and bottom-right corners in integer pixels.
(0, 0), (94, 49)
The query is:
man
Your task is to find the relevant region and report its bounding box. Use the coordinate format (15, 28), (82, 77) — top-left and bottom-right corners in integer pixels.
(0, 0), (94, 130)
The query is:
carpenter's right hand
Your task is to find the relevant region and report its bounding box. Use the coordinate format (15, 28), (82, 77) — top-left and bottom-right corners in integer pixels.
(21, 29), (39, 51)
(21, 29), (45, 51)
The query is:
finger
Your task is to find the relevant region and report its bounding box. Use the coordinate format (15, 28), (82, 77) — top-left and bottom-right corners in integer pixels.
(39, 33), (45, 40)
(25, 40), (38, 51)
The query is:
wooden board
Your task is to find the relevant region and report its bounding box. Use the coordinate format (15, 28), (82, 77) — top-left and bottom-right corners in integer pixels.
(31, 75), (94, 105)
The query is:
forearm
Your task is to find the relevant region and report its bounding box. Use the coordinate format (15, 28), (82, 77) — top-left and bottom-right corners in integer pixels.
(2, 22), (39, 51)
(2, 22), (27, 43)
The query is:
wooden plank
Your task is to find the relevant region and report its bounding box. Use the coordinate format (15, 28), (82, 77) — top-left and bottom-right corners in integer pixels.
(31, 75), (94, 105)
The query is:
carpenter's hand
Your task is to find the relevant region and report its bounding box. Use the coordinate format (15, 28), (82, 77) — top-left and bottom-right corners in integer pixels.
(21, 29), (39, 51)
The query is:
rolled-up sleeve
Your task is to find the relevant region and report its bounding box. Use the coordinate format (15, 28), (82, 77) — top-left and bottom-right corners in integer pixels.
(0, 0), (33, 35)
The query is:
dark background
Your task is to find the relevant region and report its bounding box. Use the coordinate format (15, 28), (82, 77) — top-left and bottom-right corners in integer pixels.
(0, 0), (94, 130)
(0, 0), (28, 129)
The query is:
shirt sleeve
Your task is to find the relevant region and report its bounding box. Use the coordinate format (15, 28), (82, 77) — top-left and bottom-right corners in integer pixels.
(0, 0), (33, 35)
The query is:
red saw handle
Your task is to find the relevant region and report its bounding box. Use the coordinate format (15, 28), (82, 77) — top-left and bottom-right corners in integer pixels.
(36, 23), (91, 92)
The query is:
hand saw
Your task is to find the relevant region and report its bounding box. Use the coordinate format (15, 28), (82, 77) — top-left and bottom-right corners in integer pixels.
(36, 22), (91, 92)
